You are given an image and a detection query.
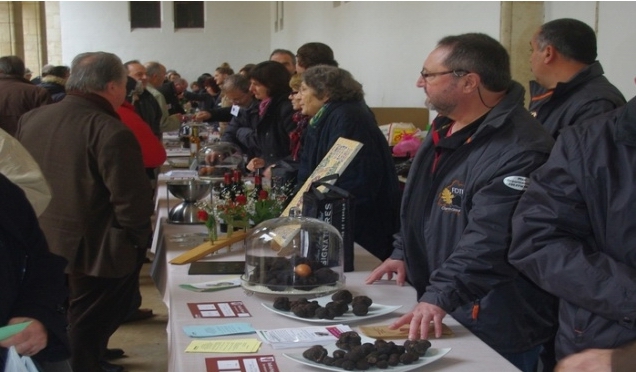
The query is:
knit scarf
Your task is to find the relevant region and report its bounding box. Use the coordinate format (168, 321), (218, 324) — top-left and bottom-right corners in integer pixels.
(258, 98), (272, 118)
(309, 103), (329, 127)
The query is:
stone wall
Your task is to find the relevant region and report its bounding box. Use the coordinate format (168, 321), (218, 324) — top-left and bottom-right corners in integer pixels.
(0, 1), (61, 77)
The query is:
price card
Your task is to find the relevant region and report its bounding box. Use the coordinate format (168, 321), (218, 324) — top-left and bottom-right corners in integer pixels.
(188, 301), (251, 318)
(205, 355), (279, 372)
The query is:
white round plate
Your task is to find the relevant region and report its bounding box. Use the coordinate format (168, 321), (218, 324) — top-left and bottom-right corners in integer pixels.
(283, 335), (451, 372)
(261, 294), (402, 324)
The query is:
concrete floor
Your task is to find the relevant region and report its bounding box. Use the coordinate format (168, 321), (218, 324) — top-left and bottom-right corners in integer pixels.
(107, 263), (168, 372)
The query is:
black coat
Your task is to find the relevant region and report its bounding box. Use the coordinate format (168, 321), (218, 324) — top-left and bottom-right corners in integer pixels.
(0, 174), (70, 366)
(297, 100), (400, 262)
(134, 89), (162, 137)
(529, 61), (626, 138)
(158, 82), (185, 115)
(236, 94), (295, 166)
(392, 82), (557, 354)
(510, 96), (636, 359)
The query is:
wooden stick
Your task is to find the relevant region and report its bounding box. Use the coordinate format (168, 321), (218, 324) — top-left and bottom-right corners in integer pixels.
(169, 231), (248, 265)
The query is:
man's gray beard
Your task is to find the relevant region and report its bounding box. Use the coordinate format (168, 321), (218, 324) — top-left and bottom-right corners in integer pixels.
(424, 97), (438, 112)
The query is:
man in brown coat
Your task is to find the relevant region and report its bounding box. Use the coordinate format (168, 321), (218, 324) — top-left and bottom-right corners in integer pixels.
(0, 55), (51, 136)
(17, 52), (153, 372)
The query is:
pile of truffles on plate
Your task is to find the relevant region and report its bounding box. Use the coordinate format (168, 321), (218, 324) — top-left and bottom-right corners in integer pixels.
(273, 290), (372, 319)
(303, 330), (432, 370)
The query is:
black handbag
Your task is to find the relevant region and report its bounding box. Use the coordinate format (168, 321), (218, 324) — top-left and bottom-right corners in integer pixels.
(302, 174), (356, 272)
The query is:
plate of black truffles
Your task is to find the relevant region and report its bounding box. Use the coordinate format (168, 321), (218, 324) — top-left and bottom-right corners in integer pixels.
(284, 331), (451, 371)
(262, 290), (401, 324)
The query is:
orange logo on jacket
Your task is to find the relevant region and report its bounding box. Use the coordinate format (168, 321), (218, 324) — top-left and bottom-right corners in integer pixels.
(438, 180), (464, 214)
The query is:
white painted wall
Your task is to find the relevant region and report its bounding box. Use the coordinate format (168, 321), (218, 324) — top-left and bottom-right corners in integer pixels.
(59, 1), (271, 84)
(270, 1), (501, 107)
(59, 1), (635, 107)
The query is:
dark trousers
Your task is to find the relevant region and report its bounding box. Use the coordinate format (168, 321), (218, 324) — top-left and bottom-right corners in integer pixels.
(67, 258), (141, 372)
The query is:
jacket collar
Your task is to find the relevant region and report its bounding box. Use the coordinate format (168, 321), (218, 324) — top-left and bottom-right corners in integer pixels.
(66, 92), (120, 120)
(615, 97), (636, 146)
(41, 75), (67, 86)
(472, 80), (526, 134)
(0, 73), (32, 84)
(529, 61), (604, 99)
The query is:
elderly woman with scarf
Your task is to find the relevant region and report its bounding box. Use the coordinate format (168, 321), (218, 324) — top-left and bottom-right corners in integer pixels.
(297, 65), (400, 263)
(240, 61), (295, 176)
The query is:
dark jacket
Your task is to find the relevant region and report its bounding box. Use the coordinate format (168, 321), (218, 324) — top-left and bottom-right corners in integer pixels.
(134, 89), (163, 138)
(298, 100), (400, 263)
(236, 94), (295, 165)
(0, 74), (51, 136)
(38, 75), (66, 102)
(529, 61), (626, 138)
(0, 173), (70, 366)
(16, 94), (153, 277)
(222, 99), (259, 159)
(158, 82), (185, 115)
(392, 82), (556, 354)
(510, 96), (636, 359)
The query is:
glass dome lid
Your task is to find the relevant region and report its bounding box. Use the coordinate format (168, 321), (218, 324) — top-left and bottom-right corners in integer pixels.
(197, 141), (245, 177)
(241, 210), (345, 295)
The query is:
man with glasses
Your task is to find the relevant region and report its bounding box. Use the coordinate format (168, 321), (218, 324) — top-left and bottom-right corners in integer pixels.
(204, 74), (258, 164)
(366, 33), (556, 372)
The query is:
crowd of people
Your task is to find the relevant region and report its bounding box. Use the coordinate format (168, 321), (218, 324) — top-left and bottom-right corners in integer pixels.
(0, 17), (634, 372)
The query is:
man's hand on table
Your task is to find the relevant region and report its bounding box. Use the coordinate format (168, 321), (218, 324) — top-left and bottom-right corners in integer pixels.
(366, 259), (447, 340)
(365, 258), (406, 286)
(390, 302), (447, 340)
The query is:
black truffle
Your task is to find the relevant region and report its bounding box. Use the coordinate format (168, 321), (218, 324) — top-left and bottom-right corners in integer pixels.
(302, 345), (327, 363)
(352, 303), (369, 316)
(404, 339), (432, 356)
(351, 295), (373, 307)
(331, 289), (353, 304)
(399, 351), (420, 365)
(335, 331), (362, 351)
(272, 296), (290, 311)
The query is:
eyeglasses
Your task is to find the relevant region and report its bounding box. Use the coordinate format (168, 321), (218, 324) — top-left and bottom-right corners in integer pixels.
(420, 69), (469, 82)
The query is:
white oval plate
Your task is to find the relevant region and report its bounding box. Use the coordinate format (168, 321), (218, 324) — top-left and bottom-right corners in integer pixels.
(283, 340), (451, 372)
(261, 294), (401, 324)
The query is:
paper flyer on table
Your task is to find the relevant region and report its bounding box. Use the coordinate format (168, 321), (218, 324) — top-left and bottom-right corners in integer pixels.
(183, 323), (255, 338)
(185, 339), (261, 353)
(179, 277), (241, 292)
(256, 324), (352, 349)
(205, 355), (280, 372)
(187, 301), (251, 318)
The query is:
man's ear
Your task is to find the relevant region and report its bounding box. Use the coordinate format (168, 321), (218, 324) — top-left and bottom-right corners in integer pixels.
(463, 73), (480, 93)
(543, 45), (557, 64)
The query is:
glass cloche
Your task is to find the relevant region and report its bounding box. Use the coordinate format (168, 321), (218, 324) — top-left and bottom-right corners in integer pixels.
(197, 141), (245, 178)
(241, 209), (345, 295)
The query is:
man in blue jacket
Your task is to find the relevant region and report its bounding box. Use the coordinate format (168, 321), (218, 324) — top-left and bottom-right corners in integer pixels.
(509, 96), (636, 367)
(366, 33), (556, 372)
(528, 18), (625, 139)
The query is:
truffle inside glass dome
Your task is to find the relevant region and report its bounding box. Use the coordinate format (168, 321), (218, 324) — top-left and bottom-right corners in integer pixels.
(241, 211), (345, 295)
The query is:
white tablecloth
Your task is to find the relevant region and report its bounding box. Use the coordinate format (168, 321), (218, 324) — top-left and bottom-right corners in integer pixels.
(150, 183), (520, 372)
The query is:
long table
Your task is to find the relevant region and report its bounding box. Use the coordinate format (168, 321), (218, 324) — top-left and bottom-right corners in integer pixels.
(150, 181), (520, 371)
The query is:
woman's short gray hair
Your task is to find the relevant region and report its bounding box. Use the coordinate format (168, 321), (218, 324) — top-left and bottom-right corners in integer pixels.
(302, 65), (364, 102)
(66, 52), (127, 94)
